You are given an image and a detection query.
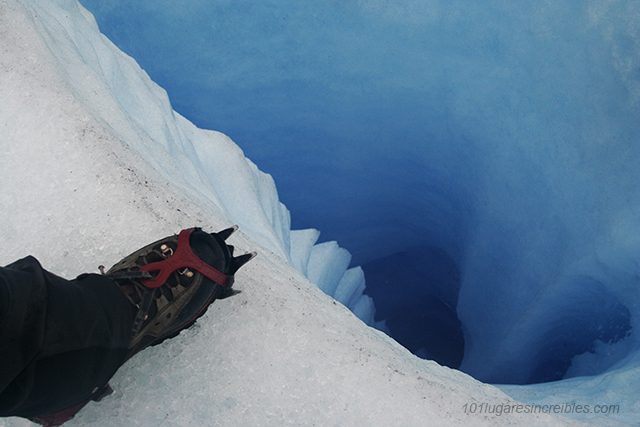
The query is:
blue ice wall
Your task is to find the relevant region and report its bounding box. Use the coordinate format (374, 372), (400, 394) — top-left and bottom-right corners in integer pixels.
(79, 0), (640, 384)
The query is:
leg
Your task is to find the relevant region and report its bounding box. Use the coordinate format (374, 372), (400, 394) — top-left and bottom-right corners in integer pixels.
(0, 256), (134, 418)
(0, 227), (254, 426)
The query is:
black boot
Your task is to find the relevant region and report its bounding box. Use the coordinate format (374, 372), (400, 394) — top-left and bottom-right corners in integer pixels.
(105, 227), (255, 359)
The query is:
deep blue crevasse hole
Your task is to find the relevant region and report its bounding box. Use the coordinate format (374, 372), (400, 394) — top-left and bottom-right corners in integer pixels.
(362, 247), (632, 384)
(362, 246), (464, 370)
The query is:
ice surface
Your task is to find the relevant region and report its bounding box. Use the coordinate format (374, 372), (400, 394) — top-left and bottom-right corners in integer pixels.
(0, 0), (637, 425)
(0, 0), (366, 326)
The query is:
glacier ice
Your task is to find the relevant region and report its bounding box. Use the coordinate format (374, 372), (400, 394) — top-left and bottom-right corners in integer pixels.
(306, 241), (351, 297)
(288, 228), (320, 276)
(76, 0), (640, 388)
(3, 0), (374, 325)
(334, 266), (365, 308)
(1, 0), (639, 425)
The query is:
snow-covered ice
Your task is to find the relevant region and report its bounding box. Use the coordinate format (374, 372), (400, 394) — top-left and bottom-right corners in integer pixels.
(0, 0), (638, 426)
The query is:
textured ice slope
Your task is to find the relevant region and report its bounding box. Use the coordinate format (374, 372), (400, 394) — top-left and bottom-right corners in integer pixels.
(0, 0), (586, 426)
(0, 0), (374, 325)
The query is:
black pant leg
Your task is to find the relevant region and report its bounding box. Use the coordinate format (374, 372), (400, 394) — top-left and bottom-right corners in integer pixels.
(0, 256), (134, 417)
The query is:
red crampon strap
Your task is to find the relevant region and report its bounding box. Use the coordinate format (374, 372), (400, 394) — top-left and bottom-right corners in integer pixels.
(139, 228), (229, 289)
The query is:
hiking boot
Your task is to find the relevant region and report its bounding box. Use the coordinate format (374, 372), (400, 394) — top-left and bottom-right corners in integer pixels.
(105, 227), (255, 359)
(29, 228), (254, 427)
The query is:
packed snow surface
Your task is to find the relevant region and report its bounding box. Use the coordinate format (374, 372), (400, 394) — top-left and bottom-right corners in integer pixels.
(0, 0), (637, 426)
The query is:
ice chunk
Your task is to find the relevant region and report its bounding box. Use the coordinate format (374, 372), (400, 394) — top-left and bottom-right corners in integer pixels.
(306, 241), (351, 297)
(289, 228), (321, 276)
(333, 266), (366, 308)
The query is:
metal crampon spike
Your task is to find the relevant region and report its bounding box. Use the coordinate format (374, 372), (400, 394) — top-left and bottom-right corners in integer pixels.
(229, 251), (257, 275)
(216, 225), (239, 241)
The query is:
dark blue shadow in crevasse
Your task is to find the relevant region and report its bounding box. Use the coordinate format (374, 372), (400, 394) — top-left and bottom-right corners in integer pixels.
(363, 246), (464, 369)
